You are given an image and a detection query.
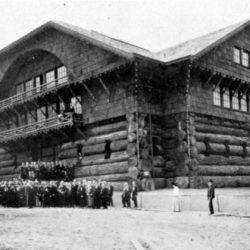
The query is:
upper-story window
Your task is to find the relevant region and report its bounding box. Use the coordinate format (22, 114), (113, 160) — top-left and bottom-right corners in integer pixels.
(46, 70), (56, 89)
(47, 103), (58, 118)
(27, 110), (36, 124)
(57, 66), (67, 85)
(234, 47), (241, 64)
(37, 106), (47, 122)
(242, 50), (250, 67)
(15, 65), (67, 97)
(233, 46), (250, 68)
(222, 89), (230, 108)
(240, 93), (248, 112)
(70, 97), (82, 114)
(25, 79), (33, 96)
(35, 76), (42, 93)
(232, 92), (240, 110)
(213, 85), (221, 106)
(213, 84), (250, 113)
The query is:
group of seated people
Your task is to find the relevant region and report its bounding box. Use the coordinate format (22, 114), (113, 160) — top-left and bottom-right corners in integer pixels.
(20, 160), (74, 181)
(0, 178), (114, 209)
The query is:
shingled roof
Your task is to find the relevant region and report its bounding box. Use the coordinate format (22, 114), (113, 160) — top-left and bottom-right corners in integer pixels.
(0, 20), (158, 62)
(0, 19), (249, 65)
(157, 19), (250, 63)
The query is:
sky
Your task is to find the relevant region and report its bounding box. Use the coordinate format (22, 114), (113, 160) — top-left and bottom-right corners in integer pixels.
(0, 0), (250, 52)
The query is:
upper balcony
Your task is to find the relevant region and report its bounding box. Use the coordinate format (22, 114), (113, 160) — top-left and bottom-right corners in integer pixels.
(0, 112), (83, 144)
(0, 75), (70, 113)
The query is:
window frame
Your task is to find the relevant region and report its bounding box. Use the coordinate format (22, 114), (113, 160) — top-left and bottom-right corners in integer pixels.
(213, 85), (221, 107)
(233, 47), (241, 64)
(242, 50), (250, 68)
(222, 88), (231, 109)
(57, 65), (67, 85)
(45, 69), (56, 89)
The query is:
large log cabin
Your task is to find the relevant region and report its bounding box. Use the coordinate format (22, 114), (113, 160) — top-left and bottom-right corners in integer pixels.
(0, 20), (250, 189)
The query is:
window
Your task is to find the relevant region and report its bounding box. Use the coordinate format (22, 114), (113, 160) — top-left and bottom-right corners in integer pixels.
(213, 85), (221, 106)
(234, 47), (241, 64)
(242, 50), (249, 67)
(37, 107), (46, 122)
(232, 92), (239, 110)
(57, 66), (67, 85)
(70, 97), (82, 114)
(47, 103), (58, 118)
(27, 110), (36, 124)
(25, 79), (33, 96)
(240, 93), (248, 112)
(35, 76), (42, 93)
(222, 89), (230, 108)
(20, 113), (27, 126)
(46, 70), (55, 89)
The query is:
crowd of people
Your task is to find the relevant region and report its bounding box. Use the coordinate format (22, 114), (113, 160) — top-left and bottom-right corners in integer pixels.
(0, 157), (141, 210)
(20, 160), (74, 181)
(0, 178), (114, 209)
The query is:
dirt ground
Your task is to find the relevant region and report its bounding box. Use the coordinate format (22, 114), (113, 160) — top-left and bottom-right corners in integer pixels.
(0, 207), (249, 250)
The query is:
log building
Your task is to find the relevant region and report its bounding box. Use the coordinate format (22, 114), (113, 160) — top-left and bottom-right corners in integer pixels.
(0, 20), (250, 189)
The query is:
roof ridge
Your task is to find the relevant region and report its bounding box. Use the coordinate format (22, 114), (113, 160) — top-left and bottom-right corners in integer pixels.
(157, 19), (250, 55)
(89, 30), (150, 52)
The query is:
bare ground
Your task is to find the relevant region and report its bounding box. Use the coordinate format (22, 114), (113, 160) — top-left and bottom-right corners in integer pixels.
(0, 207), (249, 250)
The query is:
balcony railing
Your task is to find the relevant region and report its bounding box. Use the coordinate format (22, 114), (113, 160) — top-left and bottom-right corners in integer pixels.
(0, 112), (83, 143)
(0, 76), (69, 112)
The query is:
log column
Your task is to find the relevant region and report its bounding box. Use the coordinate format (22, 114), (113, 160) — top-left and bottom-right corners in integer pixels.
(126, 113), (139, 181)
(138, 113), (155, 190)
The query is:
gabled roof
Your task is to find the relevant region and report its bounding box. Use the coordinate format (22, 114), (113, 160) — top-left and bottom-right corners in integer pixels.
(0, 19), (250, 65)
(0, 20), (157, 62)
(156, 19), (250, 63)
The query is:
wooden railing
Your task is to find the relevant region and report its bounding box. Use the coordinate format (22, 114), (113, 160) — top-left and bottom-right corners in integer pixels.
(0, 112), (82, 143)
(0, 76), (69, 112)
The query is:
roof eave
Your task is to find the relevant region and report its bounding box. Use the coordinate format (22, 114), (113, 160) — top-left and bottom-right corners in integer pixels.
(134, 53), (191, 66)
(0, 21), (135, 61)
(193, 19), (250, 61)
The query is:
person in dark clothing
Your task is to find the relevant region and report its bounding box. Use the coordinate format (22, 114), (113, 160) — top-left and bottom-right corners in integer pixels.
(36, 183), (45, 207)
(71, 180), (79, 207)
(131, 181), (138, 208)
(107, 183), (114, 207)
(27, 181), (35, 208)
(78, 182), (87, 208)
(58, 181), (67, 207)
(43, 184), (51, 207)
(101, 181), (109, 209)
(207, 179), (215, 215)
(20, 163), (27, 180)
(122, 183), (131, 208)
(93, 180), (102, 209)
(0, 184), (4, 206)
(49, 181), (58, 207)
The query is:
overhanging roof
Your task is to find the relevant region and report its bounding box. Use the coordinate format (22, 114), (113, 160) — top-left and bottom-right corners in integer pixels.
(156, 19), (250, 63)
(0, 19), (249, 66)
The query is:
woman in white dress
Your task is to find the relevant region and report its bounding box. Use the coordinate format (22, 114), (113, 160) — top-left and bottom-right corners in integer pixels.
(172, 182), (181, 212)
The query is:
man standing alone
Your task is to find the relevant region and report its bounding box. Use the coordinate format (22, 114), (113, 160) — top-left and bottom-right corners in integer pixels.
(207, 179), (215, 215)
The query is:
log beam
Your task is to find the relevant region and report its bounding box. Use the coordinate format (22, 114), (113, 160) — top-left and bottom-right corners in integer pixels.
(98, 78), (110, 96)
(83, 83), (95, 101)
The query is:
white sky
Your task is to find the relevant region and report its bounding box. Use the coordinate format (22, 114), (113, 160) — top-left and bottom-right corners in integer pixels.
(0, 0), (250, 52)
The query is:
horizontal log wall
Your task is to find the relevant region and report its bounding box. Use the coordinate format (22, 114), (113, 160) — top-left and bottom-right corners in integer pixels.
(0, 148), (21, 180)
(59, 118), (130, 186)
(194, 113), (250, 187)
(163, 113), (192, 179)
